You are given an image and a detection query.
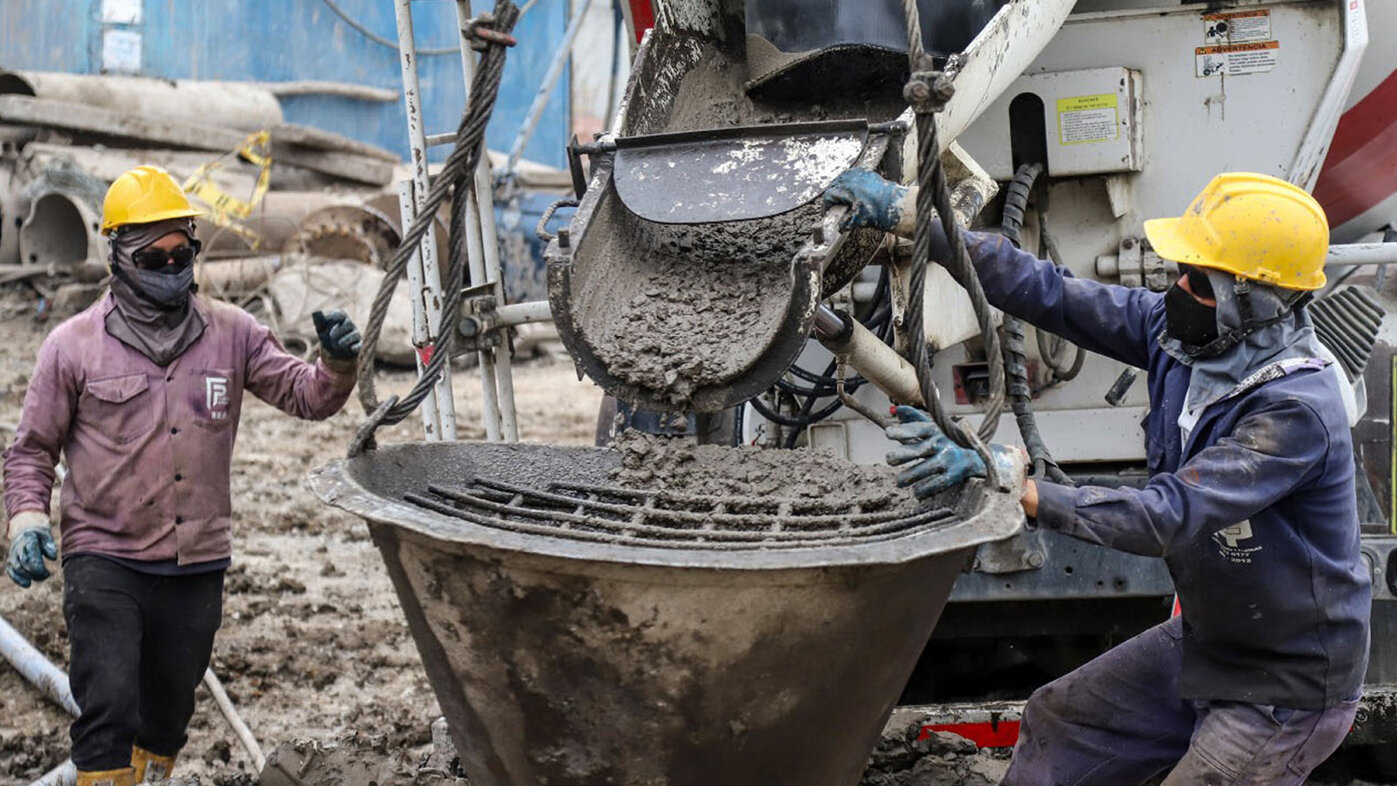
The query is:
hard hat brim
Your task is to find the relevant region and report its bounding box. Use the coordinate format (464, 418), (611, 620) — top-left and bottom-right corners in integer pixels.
(1142, 216), (1208, 269)
(100, 206), (204, 235)
(1143, 215), (1326, 291)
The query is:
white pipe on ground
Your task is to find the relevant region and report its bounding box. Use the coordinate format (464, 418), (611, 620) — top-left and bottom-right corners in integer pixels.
(203, 668), (267, 772)
(0, 613), (80, 717)
(29, 759), (75, 786)
(1, 613), (79, 786)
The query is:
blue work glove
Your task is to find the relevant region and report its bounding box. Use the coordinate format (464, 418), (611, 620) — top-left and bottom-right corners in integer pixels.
(822, 168), (909, 232)
(6, 524), (58, 589)
(885, 405), (1019, 501)
(312, 309), (362, 361)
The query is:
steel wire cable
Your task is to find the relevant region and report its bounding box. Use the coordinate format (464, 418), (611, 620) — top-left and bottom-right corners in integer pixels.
(899, 0), (1002, 486)
(351, 0), (521, 455)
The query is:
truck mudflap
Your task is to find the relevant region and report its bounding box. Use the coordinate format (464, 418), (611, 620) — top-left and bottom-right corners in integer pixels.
(890, 685), (1397, 749)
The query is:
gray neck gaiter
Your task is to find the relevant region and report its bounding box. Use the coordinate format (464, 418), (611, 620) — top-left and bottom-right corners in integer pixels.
(104, 218), (206, 366)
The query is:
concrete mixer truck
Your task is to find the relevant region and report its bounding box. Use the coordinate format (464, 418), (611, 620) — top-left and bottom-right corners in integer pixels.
(528, 0), (1397, 770)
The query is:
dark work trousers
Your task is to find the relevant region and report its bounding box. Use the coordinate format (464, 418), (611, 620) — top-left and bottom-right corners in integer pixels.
(62, 555), (224, 771)
(1001, 616), (1359, 785)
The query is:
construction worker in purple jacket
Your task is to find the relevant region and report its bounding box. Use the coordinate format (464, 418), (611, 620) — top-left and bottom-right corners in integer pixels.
(825, 170), (1370, 785)
(2, 166), (362, 786)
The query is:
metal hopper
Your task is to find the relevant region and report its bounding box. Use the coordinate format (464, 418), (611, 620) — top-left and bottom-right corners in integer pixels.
(312, 441), (1025, 786)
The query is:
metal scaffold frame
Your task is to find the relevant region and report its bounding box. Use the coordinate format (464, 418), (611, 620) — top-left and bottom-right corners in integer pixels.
(392, 0), (522, 442)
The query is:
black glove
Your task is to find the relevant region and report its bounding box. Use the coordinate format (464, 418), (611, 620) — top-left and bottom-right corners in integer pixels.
(312, 309), (362, 361)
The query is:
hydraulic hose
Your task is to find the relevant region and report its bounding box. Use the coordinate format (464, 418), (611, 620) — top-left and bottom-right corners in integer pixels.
(999, 163), (1072, 486)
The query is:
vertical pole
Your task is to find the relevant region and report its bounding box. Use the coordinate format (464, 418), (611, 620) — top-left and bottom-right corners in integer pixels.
(457, 0), (519, 441)
(504, 0), (596, 180)
(395, 0), (458, 441)
(396, 182), (443, 440)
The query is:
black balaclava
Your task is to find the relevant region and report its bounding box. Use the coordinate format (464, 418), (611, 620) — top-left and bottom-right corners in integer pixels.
(1160, 268), (1326, 414)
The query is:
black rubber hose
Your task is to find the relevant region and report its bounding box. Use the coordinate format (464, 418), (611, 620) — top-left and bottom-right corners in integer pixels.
(1035, 206), (1086, 382)
(1000, 163), (1072, 486)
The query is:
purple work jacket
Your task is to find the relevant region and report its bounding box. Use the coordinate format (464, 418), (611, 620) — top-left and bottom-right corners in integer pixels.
(2, 294), (356, 565)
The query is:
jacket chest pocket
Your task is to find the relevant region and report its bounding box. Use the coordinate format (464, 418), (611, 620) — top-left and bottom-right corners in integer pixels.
(188, 367), (238, 432)
(80, 373), (155, 444)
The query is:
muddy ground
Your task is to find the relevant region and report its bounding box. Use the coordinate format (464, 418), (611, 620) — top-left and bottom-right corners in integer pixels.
(0, 288), (1390, 785)
(0, 290), (605, 784)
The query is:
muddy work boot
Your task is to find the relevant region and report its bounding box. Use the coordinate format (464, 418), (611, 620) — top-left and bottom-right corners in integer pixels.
(76, 768), (137, 786)
(132, 745), (176, 781)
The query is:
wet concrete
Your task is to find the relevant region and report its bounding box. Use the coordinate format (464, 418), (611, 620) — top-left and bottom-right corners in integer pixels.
(610, 431), (914, 513)
(860, 721), (1006, 786)
(581, 203), (817, 408)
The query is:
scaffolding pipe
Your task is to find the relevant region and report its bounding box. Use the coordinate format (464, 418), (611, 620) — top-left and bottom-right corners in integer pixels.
(455, 0), (505, 441)
(458, 0), (522, 441)
(503, 0), (596, 179)
(395, 0), (458, 441)
(497, 300), (553, 327)
(396, 182), (447, 440)
(1326, 242), (1397, 268)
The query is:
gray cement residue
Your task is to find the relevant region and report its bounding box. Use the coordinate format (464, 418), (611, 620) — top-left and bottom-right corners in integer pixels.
(609, 431), (914, 514)
(860, 721), (1006, 786)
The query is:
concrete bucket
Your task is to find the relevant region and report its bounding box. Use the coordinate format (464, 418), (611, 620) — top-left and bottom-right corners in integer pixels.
(312, 440), (1024, 786)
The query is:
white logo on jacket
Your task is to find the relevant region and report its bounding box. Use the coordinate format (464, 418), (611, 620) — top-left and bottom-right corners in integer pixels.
(206, 376), (229, 420)
(1213, 520), (1262, 564)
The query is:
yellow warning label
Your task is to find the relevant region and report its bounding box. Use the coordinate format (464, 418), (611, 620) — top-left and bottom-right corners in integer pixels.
(1056, 94), (1118, 146)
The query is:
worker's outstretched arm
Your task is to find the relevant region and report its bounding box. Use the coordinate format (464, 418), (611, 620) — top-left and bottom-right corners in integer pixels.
(1031, 397), (1329, 557)
(243, 309), (359, 421)
(3, 336), (74, 520)
(823, 169), (1159, 369)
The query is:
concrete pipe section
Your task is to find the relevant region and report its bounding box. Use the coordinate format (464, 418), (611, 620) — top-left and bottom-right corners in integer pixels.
(19, 190), (103, 268)
(0, 70), (283, 132)
(313, 440), (1024, 786)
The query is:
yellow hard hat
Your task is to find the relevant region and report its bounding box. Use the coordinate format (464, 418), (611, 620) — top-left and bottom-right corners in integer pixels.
(1144, 172), (1328, 291)
(100, 165), (203, 236)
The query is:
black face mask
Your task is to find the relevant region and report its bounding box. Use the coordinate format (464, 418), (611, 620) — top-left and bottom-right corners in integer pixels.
(1165, 283), (1219, 348)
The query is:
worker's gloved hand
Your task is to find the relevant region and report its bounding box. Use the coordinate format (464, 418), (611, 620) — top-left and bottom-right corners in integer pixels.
(5, 512), (58, 589)
(885, 406), (1018, 501)
(822, 169), (909, 232)
(312, 309), (362, 361)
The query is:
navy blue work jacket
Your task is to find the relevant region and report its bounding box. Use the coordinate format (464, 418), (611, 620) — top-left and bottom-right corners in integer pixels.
(957, 229), (1370, 710)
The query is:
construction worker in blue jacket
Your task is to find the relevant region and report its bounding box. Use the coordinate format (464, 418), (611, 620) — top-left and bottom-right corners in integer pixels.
(824, 170), (1370, 785)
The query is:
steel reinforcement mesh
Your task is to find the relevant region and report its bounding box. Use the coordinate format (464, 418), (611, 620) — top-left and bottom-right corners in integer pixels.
(402, 475), (962, 550)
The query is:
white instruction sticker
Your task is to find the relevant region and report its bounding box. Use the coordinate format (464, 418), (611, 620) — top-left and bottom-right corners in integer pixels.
(1195, 41), (1279, 78)
(1203, 9), (1271, 44)
(1056, 94), (1119, 145)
